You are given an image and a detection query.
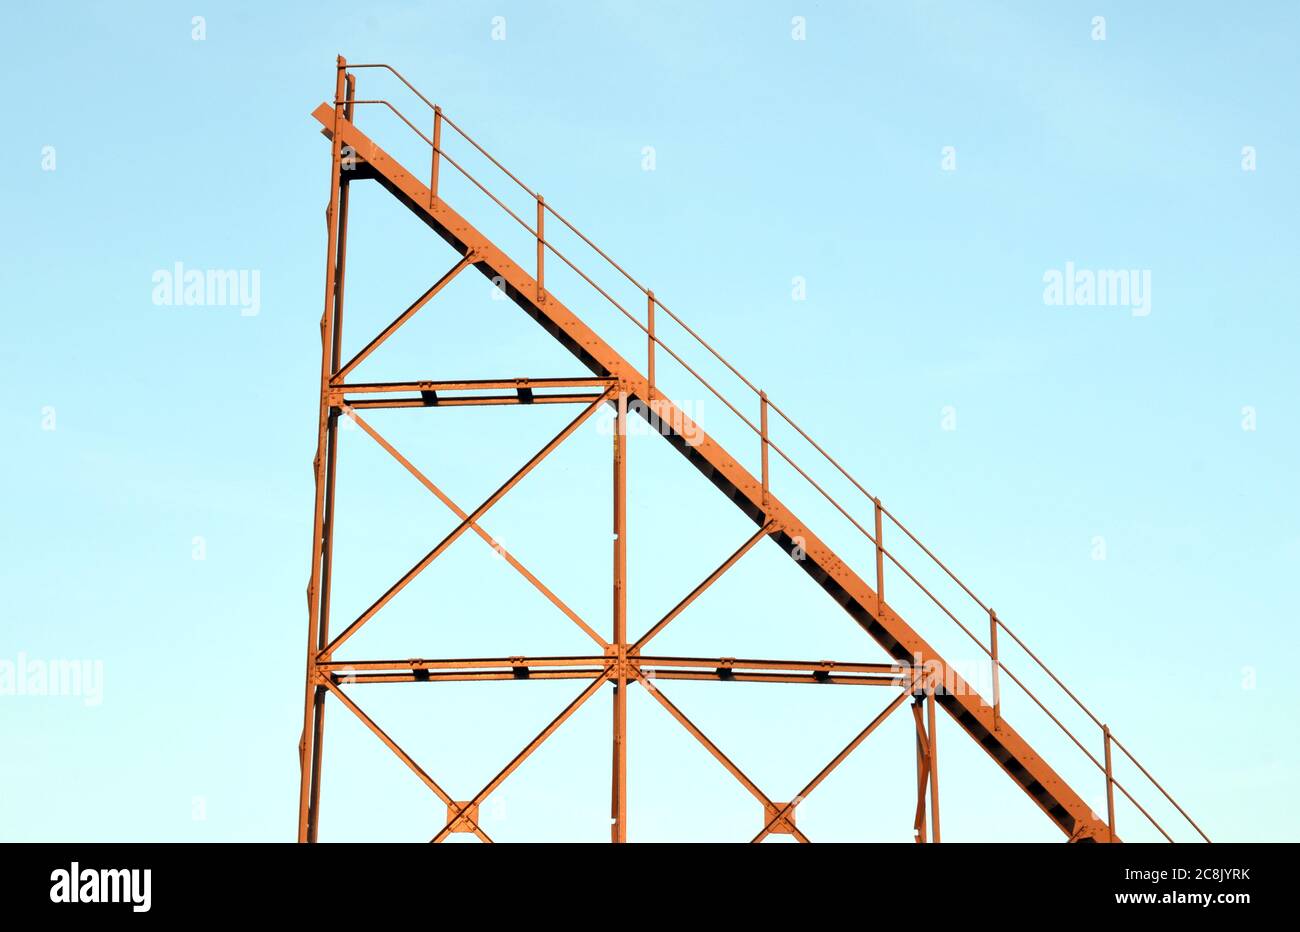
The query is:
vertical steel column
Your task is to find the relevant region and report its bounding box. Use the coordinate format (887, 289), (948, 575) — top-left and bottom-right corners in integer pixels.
(332, 72), (355, 370)
(298, 55), (349, 843)
(927, 688), (941, 843)
(912, 697), (928, 843)
(611, 391), (628, 842)
(306, 70), (355, 841)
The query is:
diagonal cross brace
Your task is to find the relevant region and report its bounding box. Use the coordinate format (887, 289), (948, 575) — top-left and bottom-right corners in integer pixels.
(428, 672), (611, 843)
(343, 407), (608, 649)
(633, 670), (810, 842)
(323, 679), (492, 842)
(752, 687), (914, 842)
(321, 388), (613, 658)
(332, 252), (475, 384)
(631, 521), (775, 654)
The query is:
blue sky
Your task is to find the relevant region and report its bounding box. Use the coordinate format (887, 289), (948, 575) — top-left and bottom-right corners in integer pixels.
(1, 1), (1296, 842)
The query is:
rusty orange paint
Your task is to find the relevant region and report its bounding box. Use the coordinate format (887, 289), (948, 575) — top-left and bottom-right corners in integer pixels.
(296, 58), (1209, 844)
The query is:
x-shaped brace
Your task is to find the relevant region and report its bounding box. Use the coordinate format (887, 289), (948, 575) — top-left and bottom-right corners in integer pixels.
(630, 520), (777, 654)
(332, 251), (477, 385)
(322, 678), (493, 841)
(632, 668), (812, 841)
(320, 387), (613, 658)
(427, 670), (612, 842)
(751, 687), (914, 842)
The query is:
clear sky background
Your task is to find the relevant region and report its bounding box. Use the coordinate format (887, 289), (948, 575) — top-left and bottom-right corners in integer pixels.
(2, 1), (1297, 843)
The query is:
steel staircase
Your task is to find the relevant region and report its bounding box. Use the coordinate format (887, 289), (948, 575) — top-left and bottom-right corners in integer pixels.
(299, 58), (1209, 843)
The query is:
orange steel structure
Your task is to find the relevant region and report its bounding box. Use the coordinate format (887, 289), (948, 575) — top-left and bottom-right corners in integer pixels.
(297, 57), (1210, 843)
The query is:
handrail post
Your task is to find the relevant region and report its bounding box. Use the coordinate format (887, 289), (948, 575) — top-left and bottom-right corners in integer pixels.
(989, 608), (1001, 732)
(429, 105), (442, 207)
(1103, 724), (1116, 842)
(536, 194), (545, 303)
(759, 391), (770, 509)
(646, 290), (655, 399)
(874, 497), (885, 610)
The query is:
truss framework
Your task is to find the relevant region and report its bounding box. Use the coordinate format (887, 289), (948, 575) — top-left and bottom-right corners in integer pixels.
(300, 365), (939, 841)
(294, 59), (1022, 845)
(296, 57), (1209, 844)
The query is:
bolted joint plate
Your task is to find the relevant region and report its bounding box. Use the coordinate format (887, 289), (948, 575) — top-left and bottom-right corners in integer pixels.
(764, 802), (797, 834)
(447, 801), (480, 834)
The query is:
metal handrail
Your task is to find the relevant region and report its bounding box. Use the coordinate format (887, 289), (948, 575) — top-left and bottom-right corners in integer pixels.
(333, 60), (1209, 843)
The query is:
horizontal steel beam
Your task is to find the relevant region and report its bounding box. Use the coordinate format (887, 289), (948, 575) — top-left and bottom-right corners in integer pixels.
(337, 670), (604, 684)
(332, 378), (615, 409)
(316, 653), (909, 687)
(336, 377), (616, 394)
(343, 392), (606, 409)
(317, 655), (608, 671)
(638, 655), (899, 674)
(644, 670), (902, 687)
